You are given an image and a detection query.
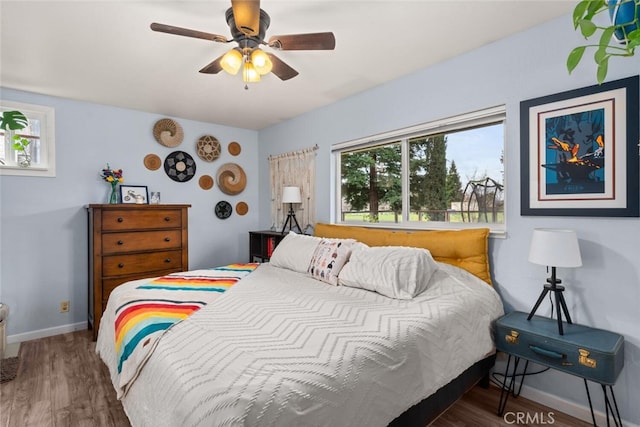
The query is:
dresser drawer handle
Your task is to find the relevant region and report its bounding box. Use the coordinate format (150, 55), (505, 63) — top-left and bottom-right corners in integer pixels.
(117, 217), (124, 223)
(164, 258), (171, 263)
(164, 217), (171, 222)
(164, 237), (171, 242)
(529, 345), (565, 360)
(118, 263), (124, 268)
(117, 240), (124, 245)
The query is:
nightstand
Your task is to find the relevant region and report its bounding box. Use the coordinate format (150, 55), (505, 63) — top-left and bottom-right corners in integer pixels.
(248, 230), (286, 262)
(495, 312), (624, 426)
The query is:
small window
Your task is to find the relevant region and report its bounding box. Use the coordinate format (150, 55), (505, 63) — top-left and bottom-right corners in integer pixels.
(1, 101), (56, 177)
(334, 106), (505, 232)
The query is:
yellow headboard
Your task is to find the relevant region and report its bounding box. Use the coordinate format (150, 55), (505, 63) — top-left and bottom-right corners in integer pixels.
(313, 223), (492, 285)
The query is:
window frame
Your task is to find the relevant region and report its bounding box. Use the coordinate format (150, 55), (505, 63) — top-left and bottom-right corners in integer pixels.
(332, 106), (506, 233)
(1, 100), (56, 177)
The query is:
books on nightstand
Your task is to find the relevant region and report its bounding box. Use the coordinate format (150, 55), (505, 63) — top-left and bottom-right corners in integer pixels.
(267, 237), (275, 257)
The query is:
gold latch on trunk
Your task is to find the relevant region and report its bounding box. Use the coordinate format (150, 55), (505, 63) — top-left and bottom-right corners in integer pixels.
(505, 330), (519, 344)
(578, 349), (597, 368)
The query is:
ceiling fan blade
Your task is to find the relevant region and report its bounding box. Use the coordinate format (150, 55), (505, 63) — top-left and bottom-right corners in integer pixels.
(267, 53), (299, 81)
(150, 22), (228, 43)
(231, 0), (261, 36)
(268, 32), (335, 51)
(199, 55), (225, 74)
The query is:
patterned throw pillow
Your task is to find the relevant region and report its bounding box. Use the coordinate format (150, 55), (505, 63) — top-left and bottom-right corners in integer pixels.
(307, 239), (354, 285)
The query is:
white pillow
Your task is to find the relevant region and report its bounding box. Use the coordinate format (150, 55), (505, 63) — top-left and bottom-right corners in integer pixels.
(307, 239), (354, 285)
(269, 231), (321, 274)
(338, 245), (439, 299)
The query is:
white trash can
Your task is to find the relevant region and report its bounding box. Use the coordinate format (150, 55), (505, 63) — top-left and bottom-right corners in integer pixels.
(0, 303), (8, 359)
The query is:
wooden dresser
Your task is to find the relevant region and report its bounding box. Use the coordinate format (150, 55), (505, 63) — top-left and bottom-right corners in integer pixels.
(87, 204), (190, 340)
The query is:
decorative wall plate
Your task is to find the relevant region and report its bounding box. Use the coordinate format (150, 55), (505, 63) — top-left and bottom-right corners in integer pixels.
(164, 151), (196, 182)
(197, 135), (221, 162)
(143, 153), (162, 171)
(235, 201), (249, 215)
(216, 163), (247, 195)
(199, 175), (214, 190)
(215, 201), (233, 219)
(228, 141), (241, 156)
(153, 118), (184, 147)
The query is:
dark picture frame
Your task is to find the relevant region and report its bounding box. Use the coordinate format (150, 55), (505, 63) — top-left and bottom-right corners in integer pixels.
(120, 185), (149, 204)
(520, 75), (639, 217)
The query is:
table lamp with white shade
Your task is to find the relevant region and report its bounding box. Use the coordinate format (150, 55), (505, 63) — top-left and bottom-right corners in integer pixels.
(281, 186), (302, 234)
(527, 228), (582, 335)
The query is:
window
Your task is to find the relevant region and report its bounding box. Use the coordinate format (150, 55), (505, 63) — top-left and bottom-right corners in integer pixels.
(333, 106), (505, 232)
(1, 100), (56, 177)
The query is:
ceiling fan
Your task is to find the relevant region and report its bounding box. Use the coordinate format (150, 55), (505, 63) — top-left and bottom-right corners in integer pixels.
(150, 0), (336, 85)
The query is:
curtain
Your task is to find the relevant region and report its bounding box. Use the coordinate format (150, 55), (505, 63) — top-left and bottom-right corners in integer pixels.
(268, 145), (318, 233)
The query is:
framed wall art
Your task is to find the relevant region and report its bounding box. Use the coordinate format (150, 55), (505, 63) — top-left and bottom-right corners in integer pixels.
(520, 75), (639, 217)
(120, 185), (149, 204)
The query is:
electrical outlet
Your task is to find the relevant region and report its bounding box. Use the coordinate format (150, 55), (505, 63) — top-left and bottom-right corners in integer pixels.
(60, 301), (70, 313)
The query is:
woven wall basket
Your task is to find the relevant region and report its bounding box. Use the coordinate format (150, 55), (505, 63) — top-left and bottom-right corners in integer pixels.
(197, 135), (221, 162)
(199, 174), (214, 190)
(153, 118), (184, 147)
(164, 151), (196, 182)
(228, 141), (241, 156)
(235, 201), (249, 215)
(143, 153), (162, 171)
(216, 163), (247, 195)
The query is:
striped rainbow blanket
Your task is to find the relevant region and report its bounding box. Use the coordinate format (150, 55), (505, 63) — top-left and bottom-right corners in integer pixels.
(113, 263), (258, 397)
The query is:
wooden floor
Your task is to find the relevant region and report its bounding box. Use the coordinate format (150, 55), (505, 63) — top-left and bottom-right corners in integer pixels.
(0, 330), (128, 427)
(0, 330), (592, 427)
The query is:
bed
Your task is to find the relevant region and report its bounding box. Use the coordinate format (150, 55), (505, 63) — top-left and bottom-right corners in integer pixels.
(96, 223), (504, 426)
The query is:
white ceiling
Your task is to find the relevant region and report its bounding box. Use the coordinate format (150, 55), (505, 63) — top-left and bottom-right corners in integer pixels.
(1, 1), (574, 130)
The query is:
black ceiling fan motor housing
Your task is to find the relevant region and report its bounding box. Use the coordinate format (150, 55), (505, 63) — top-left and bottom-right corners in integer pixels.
(225, 8), (271, 49)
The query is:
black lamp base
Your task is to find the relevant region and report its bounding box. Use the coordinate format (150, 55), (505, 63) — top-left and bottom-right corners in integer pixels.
(527, 267), (573, 335)
(281, 203), (301, 234)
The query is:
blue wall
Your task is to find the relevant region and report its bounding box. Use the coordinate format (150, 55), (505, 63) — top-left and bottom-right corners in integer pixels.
(0, 88), (260, 339)
(257, 14), (640, 425)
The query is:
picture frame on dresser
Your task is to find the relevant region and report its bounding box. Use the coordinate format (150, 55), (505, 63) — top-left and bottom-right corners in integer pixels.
(120, 185), (149, 204)
(520, 75), (639, 217)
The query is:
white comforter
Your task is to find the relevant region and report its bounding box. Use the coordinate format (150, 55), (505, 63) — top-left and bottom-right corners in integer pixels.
(97, 262), (503, 427)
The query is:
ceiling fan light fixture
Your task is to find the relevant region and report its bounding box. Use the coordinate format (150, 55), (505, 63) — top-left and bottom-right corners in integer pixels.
(251, 49), (273, 75)
(151, 1), (336, 84)
(242, 62), (261, 83)
(221, 49), (243, 75)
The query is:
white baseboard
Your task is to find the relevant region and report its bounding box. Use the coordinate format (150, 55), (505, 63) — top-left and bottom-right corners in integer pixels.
(519, 384), (637, 427)
(7, 322), (87, 344)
